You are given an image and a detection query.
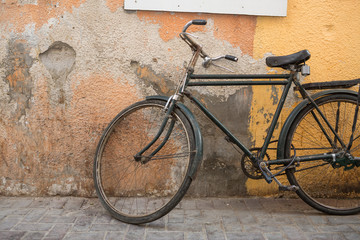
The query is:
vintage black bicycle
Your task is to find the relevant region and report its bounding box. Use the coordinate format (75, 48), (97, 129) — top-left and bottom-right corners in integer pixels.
(93, 20), (360, 224)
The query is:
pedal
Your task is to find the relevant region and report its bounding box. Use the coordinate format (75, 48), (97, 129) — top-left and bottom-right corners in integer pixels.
(279, 185), (299, 191)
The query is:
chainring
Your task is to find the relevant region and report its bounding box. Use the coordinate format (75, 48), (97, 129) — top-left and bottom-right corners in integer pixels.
(240, 148), (270, 179)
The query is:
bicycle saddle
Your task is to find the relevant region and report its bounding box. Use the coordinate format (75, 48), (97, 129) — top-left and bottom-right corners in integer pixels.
(266, 50), (311, 69)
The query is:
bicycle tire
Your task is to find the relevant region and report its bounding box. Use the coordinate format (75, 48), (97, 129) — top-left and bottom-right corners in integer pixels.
(94, 99), (196, 224)
(284, 93), (360, 214)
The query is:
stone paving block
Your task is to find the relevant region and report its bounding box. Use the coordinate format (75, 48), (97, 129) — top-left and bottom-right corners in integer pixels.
(228, 198), (247, 210)
(167, 222), (203, 232)
(0, 231), (26, 240)
(21, 231), (47, 240)
(307, 215), (328, 225)
(212, 198), (232, 209)
(244, 198), (264, 210)
(226, 232), (265, 240)
(45, 209), (64, 215)
(343, 232), (360, 240)
(47, 198), (68, 209)
(296, 223), (318, 233)
(258, 198), (281, 210)
(63, 232), (105, 240)
(350, 224), (360, 231)
(264, 232), (285, 240)
(196, 199), (214, 210)
(327, 215), (360, 225)
(105, 231), (125, 240)
(0, 217), (21, 230)
(46, 223), (73, 239)
(185, 232), (206, 240)
(317, 224), (355, 233)
(305, 232), (345, 240)
(63, 198), (85, 211)
(281, 225), (307, 240)
(205, 223), (226, 240)
(90, 223), (128, 232)
(146, 218), (166, 231)
(0, 208), (30, 217)
(42, 237), (65, 240)
(28, 198), (51, 208)
(145, 231), (184, 240)
(9, 198), (33, 208)
(72, 215), (95, 232)
(13, 223), (53, 231)
(221, 216), (242, 232)
(23, 208), (47, 222)
(124, 224), (145, 240)
(184, 209), (202, 220)
(0, 198), (15, 208)
(168, 209), (185, 223)
(258, 214), (292, 225)
(237, 211), (257, 224)
(94, 213), (113, 224)
(178, 198), (197, 210)
(39, 214), (77, 223)
(243, 224), (281, 233)
(202, 209), (233, 219)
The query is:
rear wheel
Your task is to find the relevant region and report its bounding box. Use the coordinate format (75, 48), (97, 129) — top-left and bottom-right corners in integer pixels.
(284, 93), (360, 214)
(94, 99), (196, 224)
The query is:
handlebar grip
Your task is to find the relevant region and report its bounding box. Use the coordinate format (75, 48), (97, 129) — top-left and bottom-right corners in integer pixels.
(225, 55), (238, 62)
(192, 19), (207, 25)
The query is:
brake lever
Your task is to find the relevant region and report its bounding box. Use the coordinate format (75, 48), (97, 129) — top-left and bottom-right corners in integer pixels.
(202, 55), (237, 72)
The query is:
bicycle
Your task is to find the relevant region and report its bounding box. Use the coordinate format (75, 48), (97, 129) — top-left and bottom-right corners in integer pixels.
(93, 19), (360, 224)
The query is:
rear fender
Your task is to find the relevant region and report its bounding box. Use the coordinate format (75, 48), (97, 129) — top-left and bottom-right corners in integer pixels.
(277, 89), (358, 159)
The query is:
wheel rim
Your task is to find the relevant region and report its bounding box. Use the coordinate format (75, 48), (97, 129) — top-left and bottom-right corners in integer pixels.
(287, 97), (360, 211)
(95, 103), (192, 218)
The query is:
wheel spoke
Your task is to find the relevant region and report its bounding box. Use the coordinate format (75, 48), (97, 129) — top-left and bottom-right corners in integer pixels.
(285, 95), (360, 214)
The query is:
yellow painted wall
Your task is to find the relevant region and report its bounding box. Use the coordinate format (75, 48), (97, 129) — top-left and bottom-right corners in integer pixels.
(247, 0), (360, 195)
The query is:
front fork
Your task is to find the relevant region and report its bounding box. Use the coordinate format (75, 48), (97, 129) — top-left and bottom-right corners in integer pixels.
(134, 98), (178, 163)
(133, 49), (199, 163)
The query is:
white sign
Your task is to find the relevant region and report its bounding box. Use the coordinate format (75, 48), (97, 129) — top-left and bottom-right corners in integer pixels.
(124, 0), (287, 17)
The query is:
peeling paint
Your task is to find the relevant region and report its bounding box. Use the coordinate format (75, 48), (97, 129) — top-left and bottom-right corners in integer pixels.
(0, 0), (86, 32)
(137, 11), (256, 55)
(105, 0), (124, 13)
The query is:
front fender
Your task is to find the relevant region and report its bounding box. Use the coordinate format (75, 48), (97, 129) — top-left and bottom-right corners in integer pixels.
(146, 95), (203, 180)
(277, 89), (358, 159)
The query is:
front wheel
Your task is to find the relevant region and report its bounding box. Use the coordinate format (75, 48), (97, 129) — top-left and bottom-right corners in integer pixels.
(93, 99), (196, 224)
(284, 93), (360, 215)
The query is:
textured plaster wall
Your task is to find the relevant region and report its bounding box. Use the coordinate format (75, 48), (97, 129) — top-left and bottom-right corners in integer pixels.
(0, 0), (359, 196)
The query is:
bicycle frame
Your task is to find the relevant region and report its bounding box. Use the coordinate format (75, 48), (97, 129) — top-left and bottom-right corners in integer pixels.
(186, 73), (292, 162)
(136, 33), (359, 184)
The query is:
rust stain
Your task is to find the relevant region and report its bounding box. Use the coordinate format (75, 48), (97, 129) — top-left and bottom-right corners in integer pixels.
(137, 11), (256, 56)
(105, 0), (124, 13)
(135, 64), (172, 95)
(0, 0), (86, 32)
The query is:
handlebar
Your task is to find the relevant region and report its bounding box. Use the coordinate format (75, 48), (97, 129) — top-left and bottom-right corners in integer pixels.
(180, 20), (238, 69)
(182, 19), (207, 32)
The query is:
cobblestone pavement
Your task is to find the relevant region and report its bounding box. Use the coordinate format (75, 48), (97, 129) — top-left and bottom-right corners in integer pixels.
(1, 196), (360, 240)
